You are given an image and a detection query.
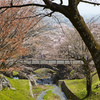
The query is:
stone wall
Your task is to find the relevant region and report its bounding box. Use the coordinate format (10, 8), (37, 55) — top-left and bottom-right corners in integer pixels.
(58, 80), (81, 100)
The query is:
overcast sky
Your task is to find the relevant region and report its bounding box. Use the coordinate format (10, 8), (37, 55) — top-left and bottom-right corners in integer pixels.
(52, 0), (100, 16)
(35, 0), (100, 24)
(35, 0), (100, 16)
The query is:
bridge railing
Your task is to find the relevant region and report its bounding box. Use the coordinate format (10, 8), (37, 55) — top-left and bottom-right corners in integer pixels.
(18, 59), (86, 65)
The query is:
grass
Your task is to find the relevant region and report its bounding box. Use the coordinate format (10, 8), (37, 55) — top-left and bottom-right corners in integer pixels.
(0, 77), (34, 100)
(0, 77), (57, 100)
(43, 90), (61, 100)
(65, 73), (100, 100)
(32, 85), (54, 99)
(13, 71), (19, 76)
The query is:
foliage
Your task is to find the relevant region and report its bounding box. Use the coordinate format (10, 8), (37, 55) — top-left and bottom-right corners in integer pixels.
(0, 0), (39, 70)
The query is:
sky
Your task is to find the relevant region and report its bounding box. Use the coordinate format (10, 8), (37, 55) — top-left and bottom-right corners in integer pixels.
(35, 0), (100, 25)
(52, 0), (100, 16)
(78, 2), (100, 16)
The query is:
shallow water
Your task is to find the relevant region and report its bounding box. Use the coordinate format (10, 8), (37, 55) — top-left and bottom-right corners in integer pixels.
(13, 76), (19, 79)
(36, 78), (53, 85)
(53, 85), (68, 100)
(33, 73), (68, 100)
(36, 89), (47, 100)
(36, 85), (68, 100)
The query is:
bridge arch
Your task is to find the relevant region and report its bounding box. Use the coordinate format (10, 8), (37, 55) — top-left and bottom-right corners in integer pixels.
(31, 64), (55, 71)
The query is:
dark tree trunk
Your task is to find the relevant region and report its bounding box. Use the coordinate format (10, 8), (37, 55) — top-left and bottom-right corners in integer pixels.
(82, 58), (92, 96)
(42, 0), (100, 81)
(84, 64), (92, 96)
(42, 0), (100, 79)
(66, 10), (100, 79)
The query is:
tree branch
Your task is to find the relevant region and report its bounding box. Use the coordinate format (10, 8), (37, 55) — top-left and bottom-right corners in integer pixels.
(69, 0), (80, 7)
(0, 0), (70, 17)
(60, 0), (63, 5)
(0, 8), (8, 14)
(11, 0), (13, 6)
(43, 0), (52, 7)
(42, 0), (70, 17)
(81, 0), (100, 6)
(0, 3), (47, 10)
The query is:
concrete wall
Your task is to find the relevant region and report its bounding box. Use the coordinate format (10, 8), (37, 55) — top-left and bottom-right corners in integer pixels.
(58, 80), (81, 100)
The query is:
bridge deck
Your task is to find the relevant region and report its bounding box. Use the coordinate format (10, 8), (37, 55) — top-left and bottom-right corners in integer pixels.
(17, 60), (94, 65)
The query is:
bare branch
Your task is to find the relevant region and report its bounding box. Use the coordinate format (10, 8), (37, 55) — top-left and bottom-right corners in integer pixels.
(0, 8), (8, 14)
(11, 0), (13, 6)
(81, 0), (100, 6)
(0, 3), (47, 10)
(60, 0), (63, 5)
(91, 72), (97, 77)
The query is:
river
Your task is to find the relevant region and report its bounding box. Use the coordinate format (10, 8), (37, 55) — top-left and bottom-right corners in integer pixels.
(13, 70), (68, 100)
(36, 76), (68, 100)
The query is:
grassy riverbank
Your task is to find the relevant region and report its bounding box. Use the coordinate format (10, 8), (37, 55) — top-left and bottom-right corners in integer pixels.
(0, 77), (60, 100)
(65, 73), (100, 100)
(0, 77), (33, 100)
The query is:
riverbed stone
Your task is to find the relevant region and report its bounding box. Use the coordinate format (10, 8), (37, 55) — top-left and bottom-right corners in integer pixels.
(0, 74), (11, 91)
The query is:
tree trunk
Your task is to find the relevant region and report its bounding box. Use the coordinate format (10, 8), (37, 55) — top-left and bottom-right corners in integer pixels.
(65, 10), (100, 79)
(82, 58), (92, 96)
(41, 0), (100, 79)
(84, 64), (92, 96)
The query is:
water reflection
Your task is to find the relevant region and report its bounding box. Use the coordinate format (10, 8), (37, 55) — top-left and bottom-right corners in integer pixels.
(13, 76), (19, 79)
(36, 78), (53, 85)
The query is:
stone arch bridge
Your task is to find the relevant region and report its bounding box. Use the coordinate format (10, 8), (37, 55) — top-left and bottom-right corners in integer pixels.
(16, 59), (93, 79)
(18, 59), (84, 71)
(18, 59), (93, 71)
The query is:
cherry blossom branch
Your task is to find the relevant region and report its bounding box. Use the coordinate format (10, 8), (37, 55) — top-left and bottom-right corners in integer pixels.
(0, 3), (47, 10)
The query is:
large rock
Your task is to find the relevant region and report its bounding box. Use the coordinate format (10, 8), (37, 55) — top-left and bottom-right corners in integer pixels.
(0, 74), (11, 91)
